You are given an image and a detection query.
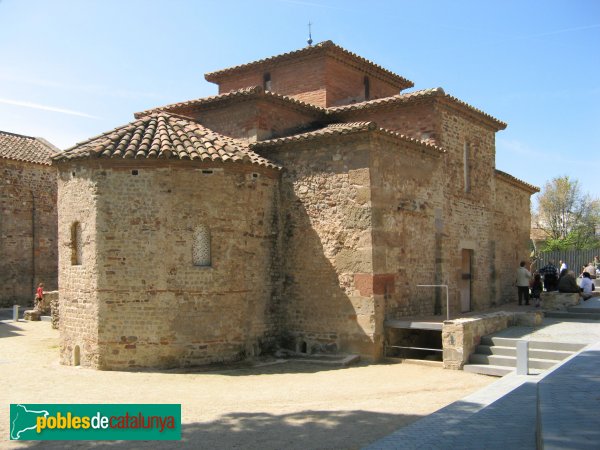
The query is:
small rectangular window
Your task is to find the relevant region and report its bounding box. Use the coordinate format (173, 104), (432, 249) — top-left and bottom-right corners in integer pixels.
(364, 76), (370, 100)
(71, 221), (82, 265)
(263, 73), (272, 91)
(193, 225), (211, 267)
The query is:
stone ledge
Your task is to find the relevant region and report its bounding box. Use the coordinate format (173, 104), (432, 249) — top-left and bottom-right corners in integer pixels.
(540, 292), (580, 311)
(442, 311), (542, 370)
(23, 309), (41, 321)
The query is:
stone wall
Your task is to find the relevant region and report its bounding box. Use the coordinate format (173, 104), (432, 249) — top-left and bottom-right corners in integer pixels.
(493, 176), (535, 304)
(442, 312), (511, 369)
(442, 311), (543, 369)
(57, 167), (99, 367)
(0, 159), (57, 306)
(58, 160), (280, 369)
(260, 134), (381, 357)
(370, 135), (444, 318)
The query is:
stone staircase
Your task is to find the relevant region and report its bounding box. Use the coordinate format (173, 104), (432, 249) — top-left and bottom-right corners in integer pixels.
(544, 305), (600, 320)
(463, 336), (584, 377)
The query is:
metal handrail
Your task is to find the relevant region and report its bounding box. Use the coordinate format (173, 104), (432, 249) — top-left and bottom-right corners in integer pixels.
(417, 284), (450, 320)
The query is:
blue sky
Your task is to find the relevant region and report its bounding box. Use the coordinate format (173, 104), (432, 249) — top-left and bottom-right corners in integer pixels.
(1, 0), (598, 202)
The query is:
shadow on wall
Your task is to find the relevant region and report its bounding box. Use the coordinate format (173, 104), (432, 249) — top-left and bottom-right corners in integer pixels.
(17, 409), (422, 450)
(278, 186), (379, 358)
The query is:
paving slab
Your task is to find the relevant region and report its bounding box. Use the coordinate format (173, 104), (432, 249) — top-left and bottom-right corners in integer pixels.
(538, 341), (600, 450)
(366, 317), (600, 450)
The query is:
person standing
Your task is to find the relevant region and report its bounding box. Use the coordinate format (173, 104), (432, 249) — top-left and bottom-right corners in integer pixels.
(516, 261), (532, 306)
(35, 283), (44, 310)
(559, 260), (568, 272)
(530, 273), (543, 307)
(539, 260), (558, 291)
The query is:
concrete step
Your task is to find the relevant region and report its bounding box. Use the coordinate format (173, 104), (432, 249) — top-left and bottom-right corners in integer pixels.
(480, 336), (584, 352)
(544, 311), (600, 320)
(566, 306), (600, 313)
(469, 354), (559, 370)
(474, 344), (574, 361)
(463, 363), (513, 377)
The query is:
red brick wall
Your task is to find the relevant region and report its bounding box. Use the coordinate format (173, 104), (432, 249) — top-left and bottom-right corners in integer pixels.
(178, 99), (322, 142)
(334, 101), (441, 143)
(325, 59), (399, 106)
(216, 56), (328, 107)
(213, 55), (400, 108)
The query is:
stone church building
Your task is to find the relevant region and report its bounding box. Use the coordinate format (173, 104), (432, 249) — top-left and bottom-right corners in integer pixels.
(0, 131), (58, 306)
(53, 41), (538, 369)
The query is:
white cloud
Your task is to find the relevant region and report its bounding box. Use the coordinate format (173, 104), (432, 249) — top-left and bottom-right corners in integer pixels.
(0, 98), (100, 119)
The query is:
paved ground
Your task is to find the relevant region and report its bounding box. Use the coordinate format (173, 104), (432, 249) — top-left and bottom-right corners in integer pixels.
(0, 317), (494, 449)
(367, 316), (600, 449)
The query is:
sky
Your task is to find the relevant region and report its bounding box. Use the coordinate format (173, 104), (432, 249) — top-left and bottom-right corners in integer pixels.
(1, 0), (599, 204)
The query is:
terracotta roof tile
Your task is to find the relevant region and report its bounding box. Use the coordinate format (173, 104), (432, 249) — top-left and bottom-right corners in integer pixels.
(52, 113), (280, 170)
(252, 121), (445, 154)
(205, 41), (413, 90)
(134, 86), (326, 118)
(328, 87), (507, 130)
(327, 88), (445, 112)
(0, 131), (59, 165)
(495, 169), (540, 193)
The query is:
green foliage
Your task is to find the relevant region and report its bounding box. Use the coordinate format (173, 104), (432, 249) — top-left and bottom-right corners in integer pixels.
(534, 176), (600, 251)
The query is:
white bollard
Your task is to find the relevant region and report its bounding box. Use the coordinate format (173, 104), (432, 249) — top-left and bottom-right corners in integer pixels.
(516, 340), (529, 375)
(13, 305), (19, 322)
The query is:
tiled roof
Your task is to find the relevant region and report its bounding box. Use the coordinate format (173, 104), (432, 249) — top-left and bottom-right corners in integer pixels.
(252, 121), (445, 154)
(0, 130), (59, 165)
(205, 40), (414, 90)
(52, 113), (280, 169)
(328, 87), (507, 130)
(327, 88), (444, 111)
(495, 169), (539, 193)
(134, 86), (326, 119)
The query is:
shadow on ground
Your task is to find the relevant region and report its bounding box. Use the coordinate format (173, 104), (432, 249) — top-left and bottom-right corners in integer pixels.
(0, 321), (25, 339)
(11, 409), (421, 449)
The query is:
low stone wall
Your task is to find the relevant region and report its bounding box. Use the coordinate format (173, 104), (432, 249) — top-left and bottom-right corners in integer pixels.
(50, 291), (59, 329)
(38, 290), (58, 315)
(540, 292), (580, 311)
(442, 311), (543, 370)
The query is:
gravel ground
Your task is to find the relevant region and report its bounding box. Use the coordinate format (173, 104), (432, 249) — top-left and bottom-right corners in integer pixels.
(0, 319), (494, 449)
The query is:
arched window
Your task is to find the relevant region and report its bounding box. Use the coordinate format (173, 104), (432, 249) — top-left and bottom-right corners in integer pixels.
(73, 345), (81, 366)
(70, 221), (82, 265)
(193, 225), (211, 266)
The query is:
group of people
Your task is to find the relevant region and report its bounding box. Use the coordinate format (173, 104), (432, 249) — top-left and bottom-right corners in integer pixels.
(516, 257), (600, 306)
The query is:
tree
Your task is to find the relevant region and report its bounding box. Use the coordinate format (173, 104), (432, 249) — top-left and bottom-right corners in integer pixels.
(533, 176), (600, 250)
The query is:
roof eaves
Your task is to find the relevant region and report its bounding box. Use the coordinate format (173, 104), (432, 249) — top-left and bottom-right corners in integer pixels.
(251, 122), (445, 156)
(326, 88), (444, 114)
(52, 112), (282, 170)
(205, 40), (413, 90)
(495, 169), (539, 193)
(134, 86), (326, 119)
(440, 94), (507, 131)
